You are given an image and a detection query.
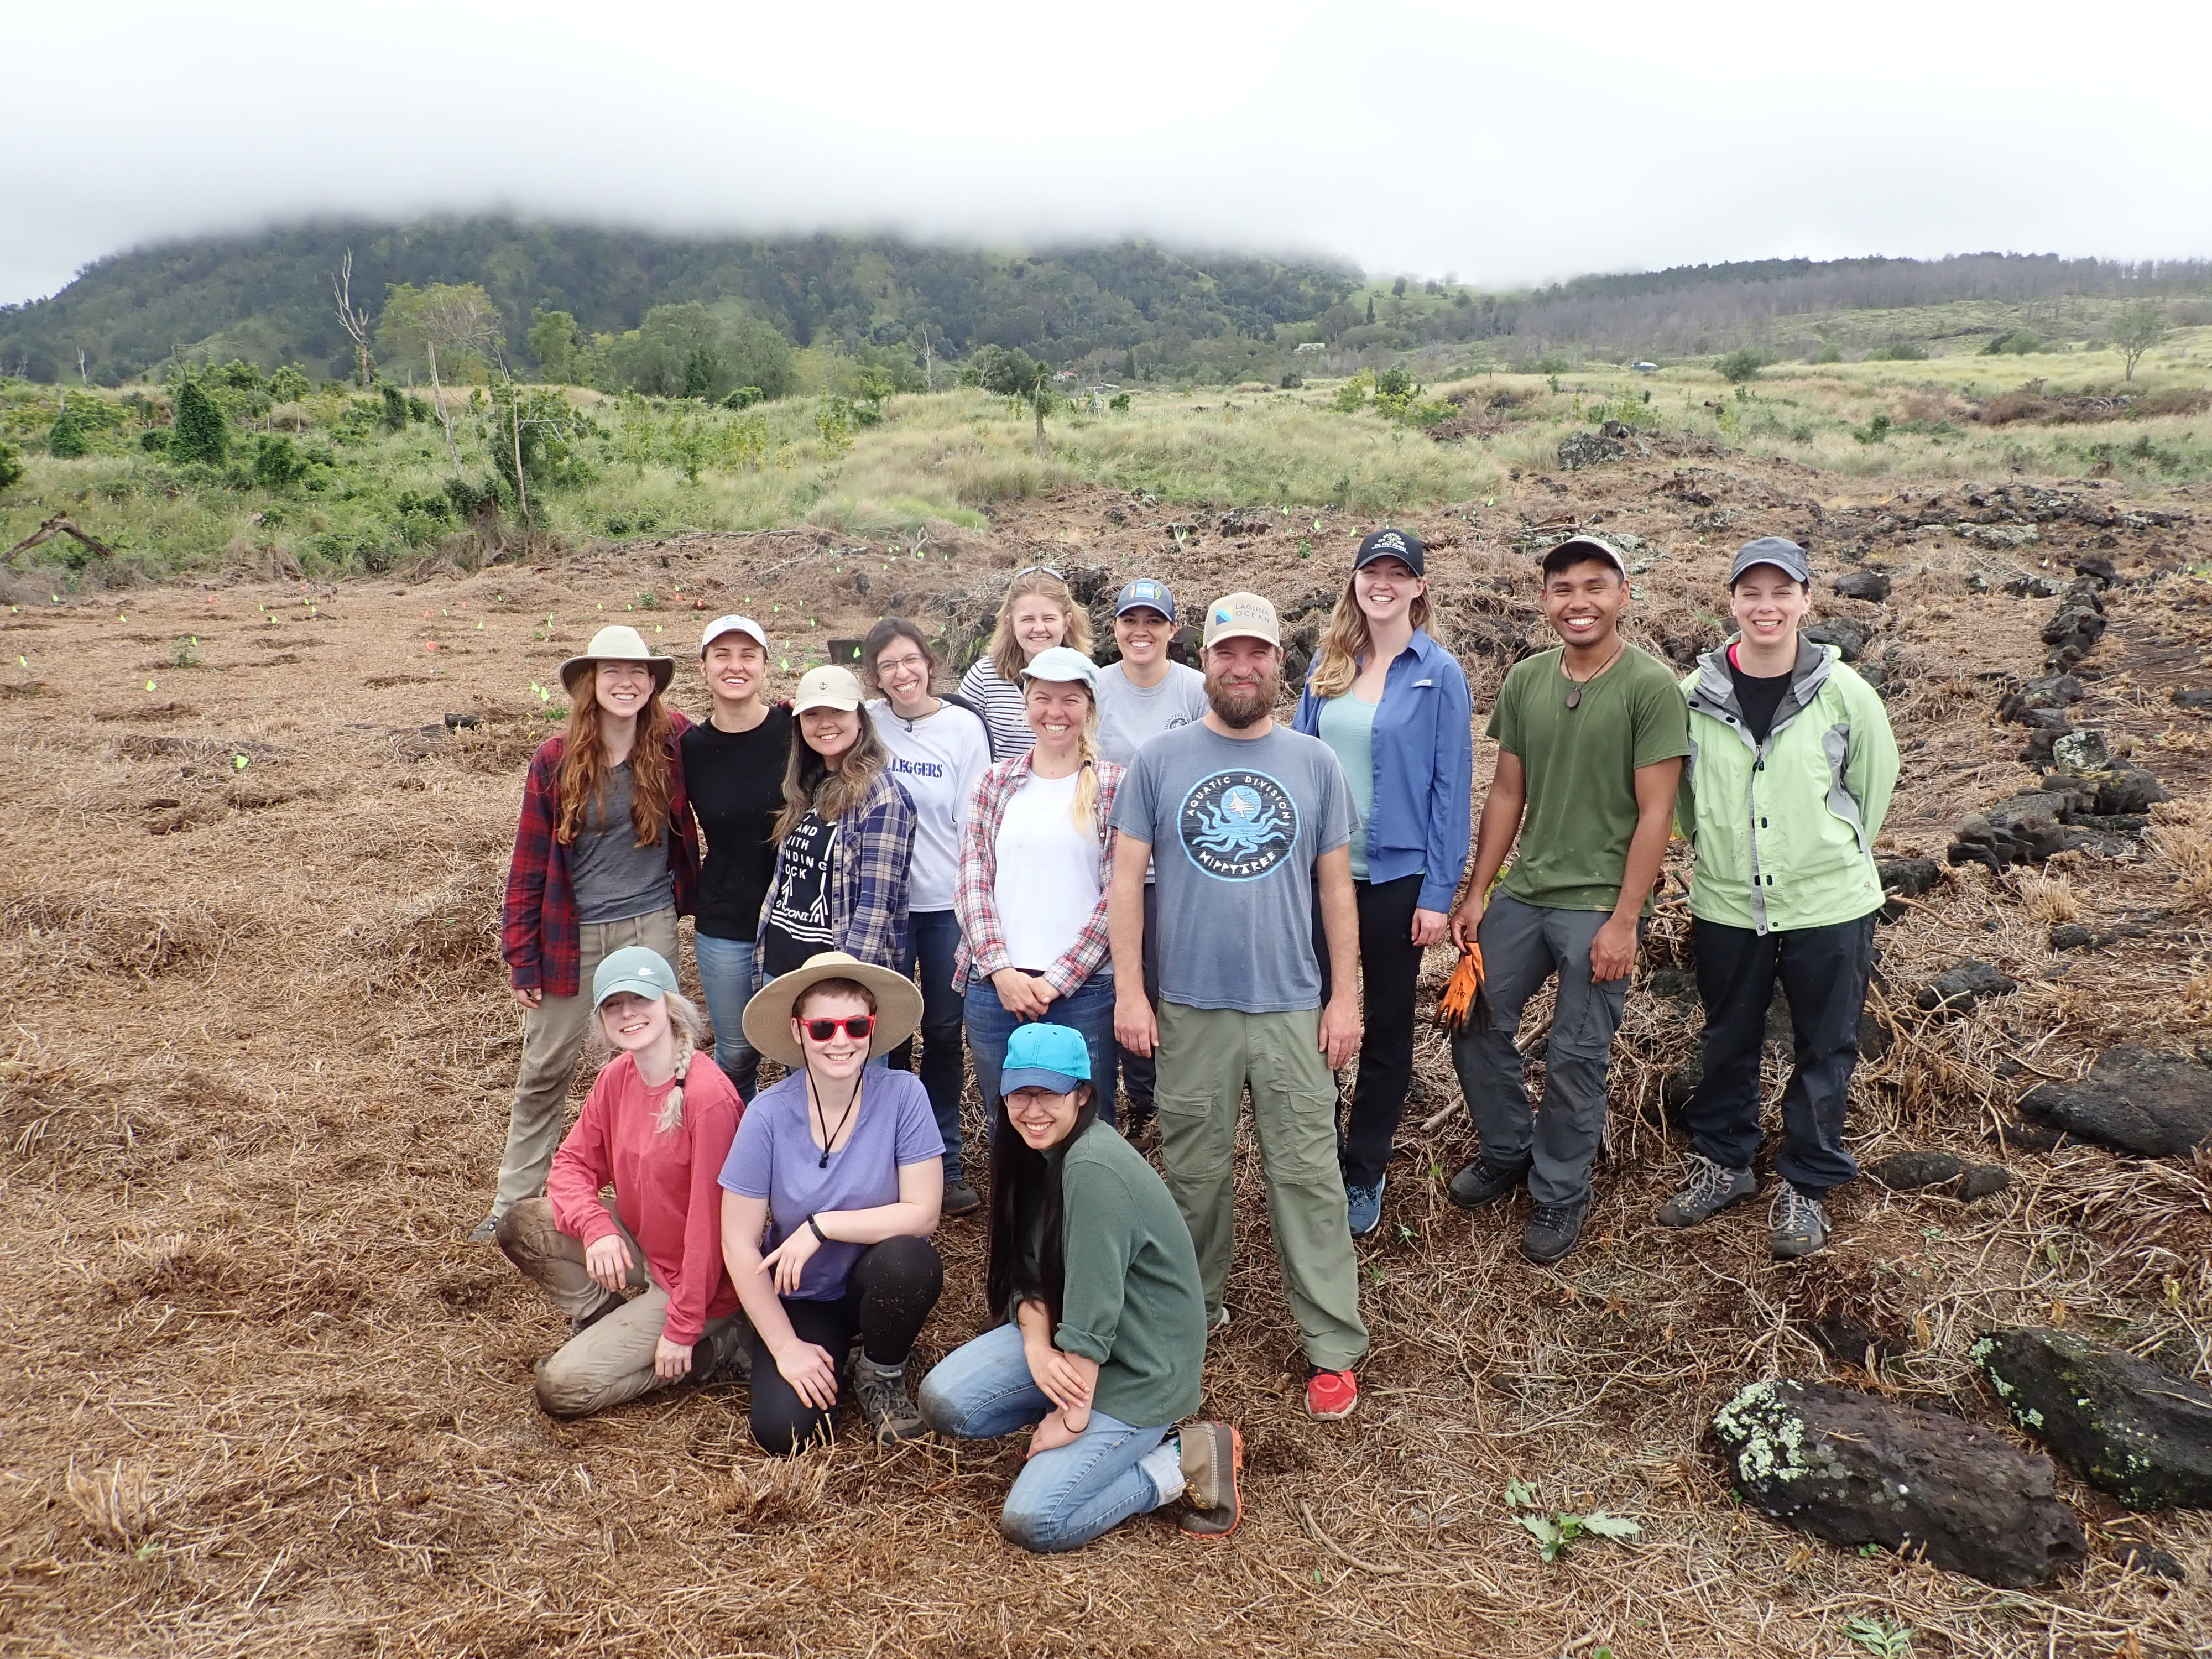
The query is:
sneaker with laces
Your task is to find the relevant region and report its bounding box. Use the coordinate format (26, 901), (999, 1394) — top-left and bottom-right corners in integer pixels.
(467, 1214), (500, 1245)
(1176, 1421), (1244, 1537)
(1345, 1176), (1385, 1238)
(1771, 1187), (1831, 1259)
(1447, 1158), (1528, 1211)
(1521, 1199), (1588, 1265)
(850, 1357), (928, 1443)
(1657, 1155), (1757, 1228)
(1305, 1365), (1359, 1421)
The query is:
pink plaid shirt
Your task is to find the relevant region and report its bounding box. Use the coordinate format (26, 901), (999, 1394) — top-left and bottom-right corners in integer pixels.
(952, 751), (1124, 997)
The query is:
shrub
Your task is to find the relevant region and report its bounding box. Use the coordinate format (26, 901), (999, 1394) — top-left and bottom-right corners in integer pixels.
(48, 413), (90, 457)
(170, 381), (228, 464)
(380, 384), (410, 431)
(1852, 411), (1893, 445)
(251, 435), (309, 490)
(1981, 330), (2043, 356)
(139, 429), (168, 452)
(1279, 371), (1303, 389)
(0, 441), (22, 493)
(269, 364), (312, 402)
(1813, 343), (1843, 364)
(723, 386), (765, 410)
(1867, 341), (1927, 362)
(1108, 393), (1130, 412)
(1716, 348), (1771, 383)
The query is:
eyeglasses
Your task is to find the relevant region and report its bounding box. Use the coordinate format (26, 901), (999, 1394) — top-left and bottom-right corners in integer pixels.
(873, 651), (930, 675)
(801, 1015), (876, 1042)
(1013, 565), (1065, 581)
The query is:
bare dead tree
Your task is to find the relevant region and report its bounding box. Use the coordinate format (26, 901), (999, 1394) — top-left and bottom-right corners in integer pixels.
(916, 327), (936, 393)
(424, 343), (464, 476)
(332, 251), (374, 387)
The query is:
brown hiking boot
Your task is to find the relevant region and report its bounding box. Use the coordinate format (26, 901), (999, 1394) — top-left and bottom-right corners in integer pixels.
(1177, 1421), (1243, 1538)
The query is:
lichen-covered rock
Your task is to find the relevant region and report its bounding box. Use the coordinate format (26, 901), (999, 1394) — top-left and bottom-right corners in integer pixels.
(1709, 1378), (2086, 1586)
(2018, 1046), (2212, 1157)
(1973, 1328), (2212, 1511)
(1557, 431), (1624, 470)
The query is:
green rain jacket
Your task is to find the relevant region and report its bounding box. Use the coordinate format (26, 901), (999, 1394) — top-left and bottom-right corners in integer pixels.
(1678, 638), (1900, 935)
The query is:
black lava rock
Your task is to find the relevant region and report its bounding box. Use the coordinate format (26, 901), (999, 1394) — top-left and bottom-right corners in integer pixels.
(1867, 1150), (1964, 1190)
(2018, 1046), (2212, 1156)
(1974, 1328), (2212, 1510)
(2173, 687), (2212, 711)
(1710, 1379), (2087, 1588)
(1916, 960), (2018, 1015)
(1833, 570), (1892, 603)
(1802, 618), (1866, 662)
(1958, 1164), (2013, 1200)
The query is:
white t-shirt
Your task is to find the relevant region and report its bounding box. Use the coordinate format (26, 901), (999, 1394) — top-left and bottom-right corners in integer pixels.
(867, 698), (993, 914)
(1095, 660), (1209, 767)
(994, 770), (1104, 972)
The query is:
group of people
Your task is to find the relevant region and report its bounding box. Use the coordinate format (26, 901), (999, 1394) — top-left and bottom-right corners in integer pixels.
(477, 525), (1898, 1553)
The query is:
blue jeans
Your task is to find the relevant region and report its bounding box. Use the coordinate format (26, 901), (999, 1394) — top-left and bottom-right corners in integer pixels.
(693, 932), (760, 1100)
(917, 1321), (1170, 1553)
(896, 909), (969, 1183)
(965, 971), (1120, 1138)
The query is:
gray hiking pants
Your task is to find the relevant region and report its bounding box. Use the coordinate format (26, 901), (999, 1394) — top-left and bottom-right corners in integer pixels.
(1450, 894), (1633, 1208)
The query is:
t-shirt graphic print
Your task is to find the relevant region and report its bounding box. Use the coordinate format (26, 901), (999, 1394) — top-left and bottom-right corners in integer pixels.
(760, 811), (840, 975)
(1179, 769), (1300, 880)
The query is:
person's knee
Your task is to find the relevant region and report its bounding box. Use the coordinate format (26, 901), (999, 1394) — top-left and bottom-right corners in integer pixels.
(999, 1495), (1072, 1554)
(533, 1352), (602, 1419)
(866, 1233), (944, 1297)
(750, 1404), (831, 1457)
(915, 1370), (967, 1438)
(494, 1197), (556, 1264)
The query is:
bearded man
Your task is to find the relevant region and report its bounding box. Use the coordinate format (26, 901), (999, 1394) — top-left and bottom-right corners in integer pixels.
(1108, 592), (1370, 1421)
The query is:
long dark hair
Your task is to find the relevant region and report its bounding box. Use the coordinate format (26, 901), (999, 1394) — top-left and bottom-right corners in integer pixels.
(984, 1082), (1100, 1327)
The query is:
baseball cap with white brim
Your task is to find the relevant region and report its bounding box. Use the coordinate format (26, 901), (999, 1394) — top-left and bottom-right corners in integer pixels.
(700, 614), (769, 655)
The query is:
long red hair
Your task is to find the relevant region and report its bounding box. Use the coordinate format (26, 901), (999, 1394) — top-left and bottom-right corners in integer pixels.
(555, 684), (675, 847)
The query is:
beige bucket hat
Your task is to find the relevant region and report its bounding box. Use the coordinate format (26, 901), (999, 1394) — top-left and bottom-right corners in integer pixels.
(560, 624), (675, 696)
(740, 951), (924, 1068)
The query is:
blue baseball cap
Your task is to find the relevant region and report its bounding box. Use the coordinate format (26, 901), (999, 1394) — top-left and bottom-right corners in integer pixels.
(1019, 645), (1099, 692)
(593, 945), (680, 1006)
(1114, 578), (1176, 620)
(1000, 1022), (1091, 1094)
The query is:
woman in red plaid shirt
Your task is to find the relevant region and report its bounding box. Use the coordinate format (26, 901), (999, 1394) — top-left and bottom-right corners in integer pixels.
(478, 625), (702, 1243)
(954, 647), (1126, 1141)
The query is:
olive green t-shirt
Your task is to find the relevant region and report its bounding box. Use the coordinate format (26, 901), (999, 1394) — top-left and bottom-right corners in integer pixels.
(1489, 643), (1690, 914)
(1044, 1120), (1206, 1429)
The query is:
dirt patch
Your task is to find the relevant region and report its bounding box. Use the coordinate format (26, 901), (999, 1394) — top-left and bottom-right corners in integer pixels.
(2, 449), (2208, 1656)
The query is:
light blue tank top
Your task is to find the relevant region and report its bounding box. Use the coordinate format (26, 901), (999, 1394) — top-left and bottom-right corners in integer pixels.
(1316, 693), (1379, 880)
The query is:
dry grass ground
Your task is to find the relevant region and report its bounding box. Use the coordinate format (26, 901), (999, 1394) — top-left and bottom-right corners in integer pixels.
(3, 440), (2210, 1657)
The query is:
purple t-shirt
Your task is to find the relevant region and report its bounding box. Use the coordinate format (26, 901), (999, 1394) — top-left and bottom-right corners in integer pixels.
(717, 1066), (943, 1300)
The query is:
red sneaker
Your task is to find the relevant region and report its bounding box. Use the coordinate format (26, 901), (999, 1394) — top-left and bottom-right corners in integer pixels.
(1305, 1366), (1358, 1421)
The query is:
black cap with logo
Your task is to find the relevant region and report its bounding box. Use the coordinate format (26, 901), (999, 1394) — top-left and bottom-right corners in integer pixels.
(1354, 527), (1426, 576)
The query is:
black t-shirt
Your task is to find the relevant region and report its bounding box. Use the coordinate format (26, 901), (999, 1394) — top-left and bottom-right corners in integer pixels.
(760, 810), (841, 976)
(1728, 649), (1794, 747)
(681, 706), (794, 940)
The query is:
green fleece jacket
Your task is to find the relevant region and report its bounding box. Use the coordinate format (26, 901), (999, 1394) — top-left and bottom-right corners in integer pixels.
(1678, 638), (1900, 934)
(1045, 1120), (1206, 1429)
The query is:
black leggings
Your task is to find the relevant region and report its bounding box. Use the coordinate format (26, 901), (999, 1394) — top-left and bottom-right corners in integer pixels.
(748, 1235), (943, 1454)
(1316, 873), (1427, 1187)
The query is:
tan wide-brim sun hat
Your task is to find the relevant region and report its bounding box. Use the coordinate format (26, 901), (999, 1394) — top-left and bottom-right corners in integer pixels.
(559, 623), (676, 696)
(740, 951), (924, 1068)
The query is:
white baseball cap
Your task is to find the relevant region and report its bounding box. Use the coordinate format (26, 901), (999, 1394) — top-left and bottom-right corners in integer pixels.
(792, 665), (866, 713)
(700, 614), (769, 655)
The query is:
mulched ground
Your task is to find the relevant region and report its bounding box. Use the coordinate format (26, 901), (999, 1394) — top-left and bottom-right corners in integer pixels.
(3, 451), (2209, 1657)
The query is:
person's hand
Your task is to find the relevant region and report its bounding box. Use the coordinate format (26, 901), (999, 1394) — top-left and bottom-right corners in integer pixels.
(1590, 915), (1640, 983)
(992, 968), (1053, 1019)
(772, 1339), (840, 1411)
(1319, 995), (1363, 1071)
(654, 1333), (694, 1380)
(1023, 1338), (1096, 1416)
(1411, 906), (1449, 949)
(1025, 1408), (1088, 1460)
(583, 1234), (633, 1296)
(1114, 991), (1157, 1058)
(1449, 894), (1485, 952)
(512, 986), (542, 1010)
(758, 1222), (823, 1296)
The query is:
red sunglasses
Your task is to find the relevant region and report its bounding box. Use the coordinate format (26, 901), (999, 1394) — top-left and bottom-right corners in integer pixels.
(801, 1015), (875, 1042)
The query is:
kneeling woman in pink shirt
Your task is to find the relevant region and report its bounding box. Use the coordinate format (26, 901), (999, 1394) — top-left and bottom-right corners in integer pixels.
(495, 946), (750, 1416)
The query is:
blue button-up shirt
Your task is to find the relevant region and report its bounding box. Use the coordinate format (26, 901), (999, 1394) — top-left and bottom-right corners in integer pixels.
(1293, 628), (1474, 914)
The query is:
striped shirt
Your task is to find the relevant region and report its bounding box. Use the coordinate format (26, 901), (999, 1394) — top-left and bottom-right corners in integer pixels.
(957, 658), (1034, 760)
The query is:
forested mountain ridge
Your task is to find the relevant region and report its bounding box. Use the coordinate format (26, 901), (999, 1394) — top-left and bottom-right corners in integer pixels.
(3, 215), (2208, 387)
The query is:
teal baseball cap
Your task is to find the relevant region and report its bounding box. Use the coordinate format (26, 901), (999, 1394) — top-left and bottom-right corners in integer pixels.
(592, 945), (680, 1006)
(1019, 644), (1100, 692)
(1000, 1022), (1091, 1094)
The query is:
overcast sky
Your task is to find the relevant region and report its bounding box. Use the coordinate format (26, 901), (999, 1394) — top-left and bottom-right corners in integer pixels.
(8, 0), (2209, 306)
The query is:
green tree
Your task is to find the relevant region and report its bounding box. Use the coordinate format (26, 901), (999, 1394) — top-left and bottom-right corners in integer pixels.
(380, 384), (410, 431)
(1717, 347), (1771, 383)
(376, 283), (504, 381)
(269, 362), (312, 401)
(170, 380), (228, 463)
(0, 441), (23, 493)
(252, 435), (309, 489)
(682, 346), (723, 399)
(2112, 302), (2166, 381)
(1365, 295), (1376, 325)
(48, 411), (90, 457)
(528, 308), (583, 383)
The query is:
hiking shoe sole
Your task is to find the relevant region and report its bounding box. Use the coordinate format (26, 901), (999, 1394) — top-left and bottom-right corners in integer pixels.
(1177, 1421), (1243, 1537)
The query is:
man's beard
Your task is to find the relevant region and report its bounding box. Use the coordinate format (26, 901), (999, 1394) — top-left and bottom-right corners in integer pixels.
(1204, 665), (1279, 730)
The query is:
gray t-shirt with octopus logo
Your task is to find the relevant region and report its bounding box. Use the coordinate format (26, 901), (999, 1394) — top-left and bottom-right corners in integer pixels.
(1112, 721), (1356, 1013)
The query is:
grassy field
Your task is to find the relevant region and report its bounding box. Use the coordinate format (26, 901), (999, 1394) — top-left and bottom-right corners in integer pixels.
(3, 325), (2207, 591)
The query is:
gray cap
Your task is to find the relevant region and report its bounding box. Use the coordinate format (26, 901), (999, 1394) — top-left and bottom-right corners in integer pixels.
(1729, 536), (1812, 586)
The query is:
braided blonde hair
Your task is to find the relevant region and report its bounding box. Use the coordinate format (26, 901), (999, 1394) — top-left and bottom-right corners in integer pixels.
(589, 990), (706, 1133)
(1023, 678), (1104, 833)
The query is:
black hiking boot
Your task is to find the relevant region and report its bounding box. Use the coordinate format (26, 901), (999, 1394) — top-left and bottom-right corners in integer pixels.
(1657, 1155), (1757, 1228)
(1521, 1200), (1589, 1266)
(1448, 1158), (1528, 1211)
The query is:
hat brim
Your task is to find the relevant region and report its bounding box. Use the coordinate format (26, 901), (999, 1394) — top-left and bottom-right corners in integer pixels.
(1353, 547), (1426, 576)
(739, 952), (924, 1068)
(1201, 627), (1281, 650)
(560, 654), (676, 696)
(594, 976), (669, 1007)
(1000, 1066), (1087, 1095)
(1539, 537), (1630, 579)
(791, 693), (863, 713)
